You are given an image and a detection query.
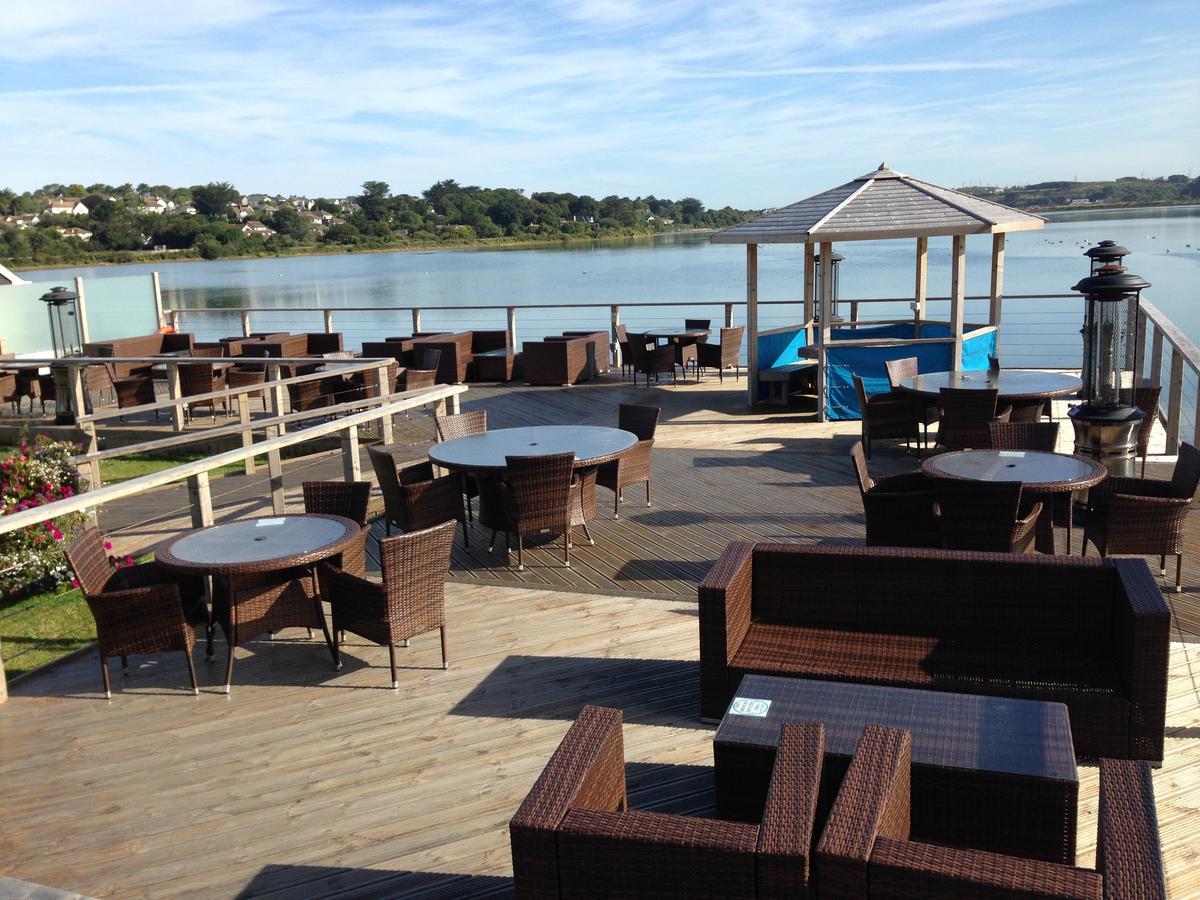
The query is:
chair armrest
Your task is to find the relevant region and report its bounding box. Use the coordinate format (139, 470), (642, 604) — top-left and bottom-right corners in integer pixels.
(758, 723), (825, 899)
(1111, 559), (1170, 761)
(395, 459), (437, 484)
(815, 725), (912, 898)
(870, 838), (1103, 898)
(510, 706), (627, 900)
(698, 542), (755, 720)
(1097, 759), (1166, 899)
(995, 404), (1013, 422)
(317, 562), (385, 615)
(1012, 500), (1043, 544)
(1089, 476), (1174, 511)
(872, 471), (932, 494)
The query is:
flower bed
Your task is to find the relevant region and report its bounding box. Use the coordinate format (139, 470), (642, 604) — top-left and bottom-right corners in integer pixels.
(0, 435), (87, 598)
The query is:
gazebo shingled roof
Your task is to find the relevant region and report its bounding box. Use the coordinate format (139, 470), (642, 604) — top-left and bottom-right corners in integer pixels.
(710, 163), (1045, 244)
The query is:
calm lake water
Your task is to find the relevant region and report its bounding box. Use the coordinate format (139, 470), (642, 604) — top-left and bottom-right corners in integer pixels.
(28, 205), (1200, 368)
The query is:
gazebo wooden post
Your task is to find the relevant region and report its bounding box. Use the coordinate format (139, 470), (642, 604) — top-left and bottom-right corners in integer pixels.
(989, 232), (1006, 352)
(803, 243), (816, 325)
(914, 236), (928, 337)
(950, 234), (967, 369)
(746, 243), (759, 407)
(817, 241), (834, 422)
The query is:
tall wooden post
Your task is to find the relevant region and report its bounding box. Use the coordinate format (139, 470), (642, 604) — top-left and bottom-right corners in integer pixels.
(950, 234), (967, 370)
(610, 305), (622, 366)
(323, 309), (334, 333)
(989, 233), (1006, 352)
(746, 244), (759, 407)
(914, 237), (928, 333)
(506, 307), (517, 350)
(240, 309), (251, 337)
(73, 276), (90, 343)
(151, 271), (164, 327)
(803, 244), (816, 324)
(818, 242), (834, 422)
(411, 308), (422, 334)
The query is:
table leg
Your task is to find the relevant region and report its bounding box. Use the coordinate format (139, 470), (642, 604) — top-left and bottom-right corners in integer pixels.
(1034, 491), (1057, 554)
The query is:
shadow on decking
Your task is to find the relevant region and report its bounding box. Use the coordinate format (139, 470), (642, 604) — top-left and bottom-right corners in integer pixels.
(236, 865), (513, 899)
(450, 655), (704, 728)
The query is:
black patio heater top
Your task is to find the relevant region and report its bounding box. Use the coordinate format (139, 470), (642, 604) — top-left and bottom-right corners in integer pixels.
(814, 250), (845, 324)
(38, 285), (81, 357)
(1084, 239), (1131, 274)
(1067, 264), (1149, 475)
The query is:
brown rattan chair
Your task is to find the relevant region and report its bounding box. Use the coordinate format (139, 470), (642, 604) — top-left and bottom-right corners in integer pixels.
(319, 519), (456, 687)
(932, 477), (1041, 553)
(1135, 384), (1161, 476)
(850, 441), (940, 548)
(104, 362), (157, 421)
(853, 374), (921, 458)
(179, 356), (228, 421)
(614, 323), (649, 381)
(884, 356), (938, 444)
(225, 366), (268, 410)
(697, 325), (744, 382)
(987, 420), (1060, 451)
(936, 386), (1012, 451)
(433, 409), (486, 520)
(510, 705), (826, 900)
(396, 347), (441, 392)
(627, 338), (678, 388)
(815, 723), (1166, 899)
(596, 404), (659, 517)
(65, 527), (207, 698)
(497, 452), (577, 570)
(1083, 441), (1200, 592)
(302, 481), (371, 577)
(366, 443), (467, 545)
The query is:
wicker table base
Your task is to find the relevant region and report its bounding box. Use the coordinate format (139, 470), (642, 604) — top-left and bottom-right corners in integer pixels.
(713, 675), (1078, 864)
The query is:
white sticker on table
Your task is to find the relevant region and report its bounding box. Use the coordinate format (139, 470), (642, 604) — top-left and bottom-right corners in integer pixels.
(729, 697), (772, 717)
(997, 451), (1026, 458)
(256, 518), (287, 527)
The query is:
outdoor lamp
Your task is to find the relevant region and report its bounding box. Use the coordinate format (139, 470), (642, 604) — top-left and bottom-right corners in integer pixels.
(1068, 264), (1149, 475)
(814, 250), (845, 324)
(1084, 239), (1131, 274)
(37, 286), (84, 424)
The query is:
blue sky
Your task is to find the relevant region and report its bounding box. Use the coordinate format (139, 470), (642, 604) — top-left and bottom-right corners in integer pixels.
(2, 0), (1197, 208)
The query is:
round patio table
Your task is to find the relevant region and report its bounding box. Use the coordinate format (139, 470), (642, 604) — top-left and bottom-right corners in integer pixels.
(429, 425), (638, 532)
(157, 513), (360, 691)
(641, 328), (711, 342)
(922, 449), (1106, 554)
(898, 370), (1081, 421)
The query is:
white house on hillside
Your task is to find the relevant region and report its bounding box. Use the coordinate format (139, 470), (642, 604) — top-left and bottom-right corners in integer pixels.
(44, 197), (88, 216)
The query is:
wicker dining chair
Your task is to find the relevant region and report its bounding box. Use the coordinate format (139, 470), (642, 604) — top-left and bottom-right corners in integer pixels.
(850, 441), (940, 548)
(936, 387), (1011, 451)
(987, 421), (1060, 452)
(884, 356), (938, 444)
(932, 477), (1041, 553)
(1083, 441), (1200, 592)
(853, 373), (921, 458)
(65, 527), (207, 698)
(1135, 384), (1162, 477)
(627, 338), (677, 387)
(498, 452), (577, 570)
(597, 404), (660, 517)
(366, 443), (468, 545)
(104, 362), (157, 421)
(302, 481), (371, 577)
(434, 409), (486, 520)
(319, 519), (456, 687)
(396, 348), (441, 392)
(697, 325), (744, 381)
(179, 357), (228, 421)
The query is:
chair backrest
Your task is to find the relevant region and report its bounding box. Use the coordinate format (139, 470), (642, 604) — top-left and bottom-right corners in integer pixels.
(305, 332), (343, 355)
(618, 403), (660, 441)
(614, 322), (630, 345)
(987, 421), (1060, 452)
(179, 361), (220, 396)
(367, 444), (405, 519)
(1135, 384), (1161, 455)
(378, 519), (456, 602)
(504, 452), (575, 534)
(302, 480), (370, 525)
(720, 325), (744, 355)
(1170, 442), (1200, 499)
(435, 409), (487, 442)
(685, 319), (711, 330)
(849, 441), (874, 495)
(938, 387), (1000, 449)
(933, 477), (1025, 551)
(884, 357), (918, 391)
(853, 373), (870, 410)
(64, 527), (112, 598)
(413, 347), (442, 372)
(190, 346), (225, 359)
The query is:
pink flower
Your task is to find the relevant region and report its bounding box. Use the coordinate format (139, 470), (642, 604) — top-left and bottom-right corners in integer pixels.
(71, 578), (79, 589)
(103, 541), (112, 551)
(124, 555), (134, 566)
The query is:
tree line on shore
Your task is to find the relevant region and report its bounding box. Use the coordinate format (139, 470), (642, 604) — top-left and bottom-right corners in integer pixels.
(0, 179), (760, 268)
(962, 174), (1200, 210)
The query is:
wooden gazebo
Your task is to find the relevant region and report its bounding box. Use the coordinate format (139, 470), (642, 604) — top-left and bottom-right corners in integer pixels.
(710, 164), (1045, 415)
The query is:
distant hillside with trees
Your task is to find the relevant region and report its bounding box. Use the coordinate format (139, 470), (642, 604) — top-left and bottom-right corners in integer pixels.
(0, 179), (760, 269)
(960, 174), (1200, 211)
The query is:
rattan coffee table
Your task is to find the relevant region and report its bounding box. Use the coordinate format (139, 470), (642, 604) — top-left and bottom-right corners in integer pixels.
(713, 675), (1078, 864)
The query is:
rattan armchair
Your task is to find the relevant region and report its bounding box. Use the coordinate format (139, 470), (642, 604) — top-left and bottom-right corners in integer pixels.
(366, 443), (468, 546)
(697, 325), (744, 381)
(302, 481), (371, 577)
(815, 724), (1166, 899)
(496, 452), (577, 570)
(179, 356), (229, 421)
(936, 387), (1012, 450)
(396, 348), (441, 392)
(1083, 441), (1200, 591)
(104, 362), (157, 420)
(319, 519), (456, 687)
(853, 374), (921, 458)
(434, 409), (486, 521)
(850, 441), (940, 548)
(510, 705), (826, 900)
(597, 404), (659, 517)
(884, 356), (938, 444)
(932, 477), (1041, 553)
(65, 527), (207, 698)
(614, 323), (651, 381)
(628, 339), (677, 387)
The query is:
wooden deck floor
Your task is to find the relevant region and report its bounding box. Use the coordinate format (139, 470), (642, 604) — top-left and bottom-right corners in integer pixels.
(2, 582), (1198, 898)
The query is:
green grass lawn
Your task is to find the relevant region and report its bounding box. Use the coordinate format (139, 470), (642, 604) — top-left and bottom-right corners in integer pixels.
(0, 584), (95, 681)
(1, 445), (262, 486)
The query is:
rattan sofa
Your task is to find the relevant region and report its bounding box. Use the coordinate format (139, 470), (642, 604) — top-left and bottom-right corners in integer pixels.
(698, 544), (1170, 763)
(510, 705), (826, 899)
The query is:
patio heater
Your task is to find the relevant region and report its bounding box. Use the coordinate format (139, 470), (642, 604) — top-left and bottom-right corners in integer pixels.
(1067, 264), (1149, 476)
(37, 285), (83, 424)
(813, 250), (845, 324)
